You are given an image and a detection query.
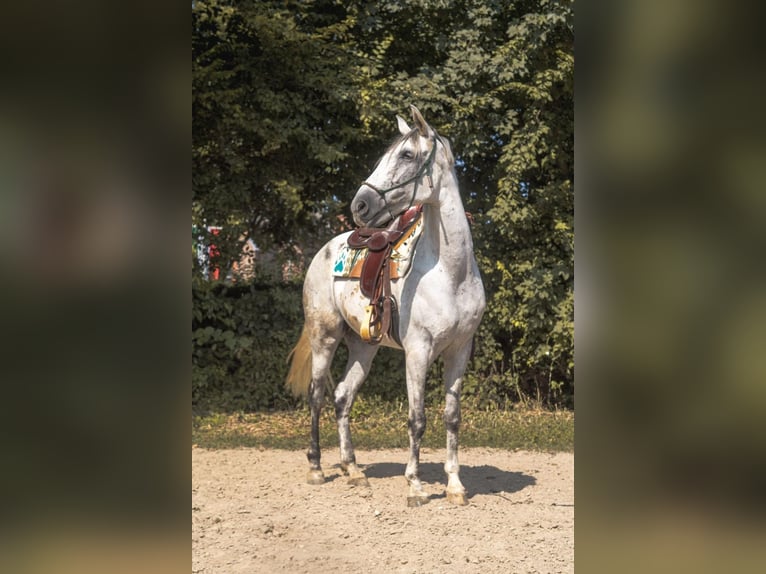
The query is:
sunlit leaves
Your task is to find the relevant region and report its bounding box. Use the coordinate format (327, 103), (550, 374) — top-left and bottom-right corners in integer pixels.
(193, 0), (574, 406)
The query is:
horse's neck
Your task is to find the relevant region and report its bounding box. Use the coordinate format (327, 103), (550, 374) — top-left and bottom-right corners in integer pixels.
(421, 171), (475, 283)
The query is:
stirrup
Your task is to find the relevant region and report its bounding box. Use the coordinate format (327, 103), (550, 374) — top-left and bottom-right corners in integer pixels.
(360, 304), (382, 343)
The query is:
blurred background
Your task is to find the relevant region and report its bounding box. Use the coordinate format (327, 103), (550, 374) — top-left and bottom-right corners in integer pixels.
(577, 0), (766, 571)
(0, 1), (187, 573)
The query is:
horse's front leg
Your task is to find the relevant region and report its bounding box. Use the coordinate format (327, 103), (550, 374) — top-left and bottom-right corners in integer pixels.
(442, 341), (473, 505)
(334, 334), (378, 487)
(404, 347), (432, 507)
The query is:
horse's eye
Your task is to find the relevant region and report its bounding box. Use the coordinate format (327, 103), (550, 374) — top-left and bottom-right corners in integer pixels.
(400, 150), (414, 160)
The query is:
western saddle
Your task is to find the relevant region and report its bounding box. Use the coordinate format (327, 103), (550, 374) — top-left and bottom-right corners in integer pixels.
(347, 205), (424, 344)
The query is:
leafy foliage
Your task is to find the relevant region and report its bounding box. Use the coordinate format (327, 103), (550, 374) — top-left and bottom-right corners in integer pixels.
(192, 0), (574, 409)
(192, 279), (409, 413)
(192, 279), (301, 411)
(193, 0), (371, 270)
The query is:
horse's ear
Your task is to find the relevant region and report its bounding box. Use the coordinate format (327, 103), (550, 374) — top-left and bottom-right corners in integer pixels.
(396, 115), (411, 136)
(410, 105), (434, 137)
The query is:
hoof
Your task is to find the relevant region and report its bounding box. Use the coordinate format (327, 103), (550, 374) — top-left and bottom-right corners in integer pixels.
(347, 475), (370, 487)
(407, 495), (430, 508)
(446, 491), (469, 506)
(306, 470), (325, 485)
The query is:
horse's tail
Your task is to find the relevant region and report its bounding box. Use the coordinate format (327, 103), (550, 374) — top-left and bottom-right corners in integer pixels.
(286, 324), (312, 398)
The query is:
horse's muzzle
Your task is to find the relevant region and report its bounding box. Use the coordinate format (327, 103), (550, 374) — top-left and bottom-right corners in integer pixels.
(351, 196), (369, 221)
(351, 185), (379, 226)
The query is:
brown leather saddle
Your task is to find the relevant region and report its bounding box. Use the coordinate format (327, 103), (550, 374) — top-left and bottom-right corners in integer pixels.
(347, 205), (423, 344)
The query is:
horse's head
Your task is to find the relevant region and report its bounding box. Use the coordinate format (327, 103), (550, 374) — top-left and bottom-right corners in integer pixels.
(351, 105), (454, 227)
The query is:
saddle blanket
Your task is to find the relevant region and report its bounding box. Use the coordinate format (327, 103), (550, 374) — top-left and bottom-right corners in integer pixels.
(332, 214), (424, 279)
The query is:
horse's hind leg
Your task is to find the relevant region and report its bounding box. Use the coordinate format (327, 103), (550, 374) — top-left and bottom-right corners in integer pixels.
(334, 332), (379, 486)
(306, 328), (343, 485)
(306, 377), (328, 485)
(442, 340), (473, 505)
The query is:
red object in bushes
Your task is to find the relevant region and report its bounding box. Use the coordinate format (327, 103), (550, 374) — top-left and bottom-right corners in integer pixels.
(208, 226), (221, 280)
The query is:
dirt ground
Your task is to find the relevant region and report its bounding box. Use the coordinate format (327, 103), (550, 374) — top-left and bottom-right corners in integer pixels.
(192, 447), (573, 574)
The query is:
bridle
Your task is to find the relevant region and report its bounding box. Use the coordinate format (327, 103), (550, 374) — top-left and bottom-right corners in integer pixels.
(360, 134), (439, 225)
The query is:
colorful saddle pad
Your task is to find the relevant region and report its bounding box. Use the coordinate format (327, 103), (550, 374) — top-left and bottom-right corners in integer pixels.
(332, 214), (424, 279)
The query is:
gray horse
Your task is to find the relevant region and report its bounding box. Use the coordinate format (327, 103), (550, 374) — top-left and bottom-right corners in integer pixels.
(287, 106), (485, 506)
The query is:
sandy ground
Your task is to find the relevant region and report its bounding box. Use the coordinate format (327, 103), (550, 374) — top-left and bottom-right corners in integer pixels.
(192, 447), (573, 574)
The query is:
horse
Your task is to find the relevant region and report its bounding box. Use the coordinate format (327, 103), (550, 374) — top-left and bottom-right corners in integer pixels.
(286, 105), (486, 506)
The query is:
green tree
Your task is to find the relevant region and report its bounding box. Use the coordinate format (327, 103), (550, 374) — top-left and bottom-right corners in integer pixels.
(193, 0), (367, 274)
(338, 1), (574, 404)
(192, 0), (574, 408)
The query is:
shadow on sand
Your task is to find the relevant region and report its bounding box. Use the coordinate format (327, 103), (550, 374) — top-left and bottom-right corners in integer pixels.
(362, 460), (535, 500)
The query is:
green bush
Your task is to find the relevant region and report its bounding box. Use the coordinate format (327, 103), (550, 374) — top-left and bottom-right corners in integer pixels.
(192, 280), (303, 413)
(193, 276), (573, 413)
(192, 279), (413, 413)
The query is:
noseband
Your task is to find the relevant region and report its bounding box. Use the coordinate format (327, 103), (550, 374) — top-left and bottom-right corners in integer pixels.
(361, 135), (439, 223)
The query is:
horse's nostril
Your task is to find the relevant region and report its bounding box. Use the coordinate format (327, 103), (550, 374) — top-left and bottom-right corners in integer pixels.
(356, 200), (368, 215)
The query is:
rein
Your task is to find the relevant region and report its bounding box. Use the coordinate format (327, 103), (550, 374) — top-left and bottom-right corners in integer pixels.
(361, 135), (439, 222)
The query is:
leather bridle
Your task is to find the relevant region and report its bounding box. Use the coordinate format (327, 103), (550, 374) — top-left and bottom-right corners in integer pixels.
(360, 134), (439, 224)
